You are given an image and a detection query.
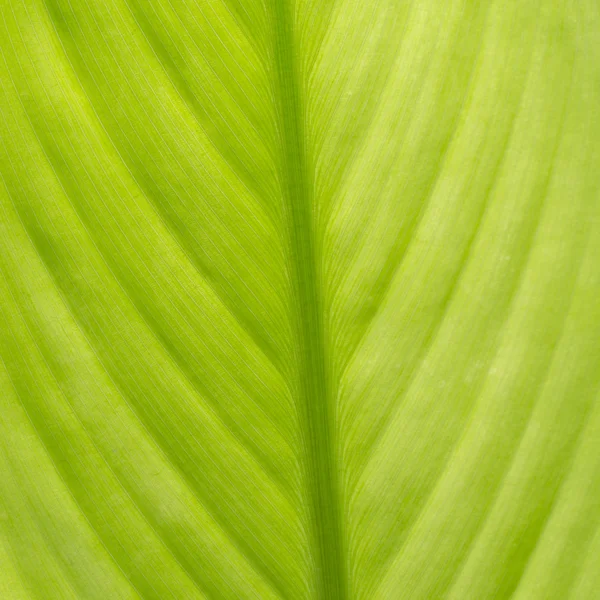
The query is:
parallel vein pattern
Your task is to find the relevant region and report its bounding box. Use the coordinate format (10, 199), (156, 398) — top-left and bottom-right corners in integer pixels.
(1, 0), (599, 599)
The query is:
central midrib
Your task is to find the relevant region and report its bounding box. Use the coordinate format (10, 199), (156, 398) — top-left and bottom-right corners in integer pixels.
(271, 2), (346, 599)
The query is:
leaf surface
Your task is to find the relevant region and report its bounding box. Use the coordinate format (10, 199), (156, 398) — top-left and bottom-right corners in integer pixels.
(1, 0), (599, 598)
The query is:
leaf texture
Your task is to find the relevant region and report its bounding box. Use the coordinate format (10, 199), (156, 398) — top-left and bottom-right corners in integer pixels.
(0, 0), (599, 598)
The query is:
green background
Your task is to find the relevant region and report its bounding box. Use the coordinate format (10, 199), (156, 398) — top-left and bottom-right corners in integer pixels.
(1, 0), (599, 598)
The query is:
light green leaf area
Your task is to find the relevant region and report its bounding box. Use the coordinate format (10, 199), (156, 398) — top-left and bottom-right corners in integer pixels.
(1, 0), (599, 598)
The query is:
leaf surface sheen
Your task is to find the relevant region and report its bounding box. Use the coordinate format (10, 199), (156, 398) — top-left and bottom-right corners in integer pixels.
(0, 0), (599, 598)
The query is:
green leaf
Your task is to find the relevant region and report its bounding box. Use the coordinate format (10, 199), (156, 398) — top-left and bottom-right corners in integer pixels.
(1, 0), (599, 598)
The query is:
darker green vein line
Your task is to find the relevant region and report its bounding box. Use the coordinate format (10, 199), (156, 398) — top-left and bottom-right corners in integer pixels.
(271, 2), (346, 599)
